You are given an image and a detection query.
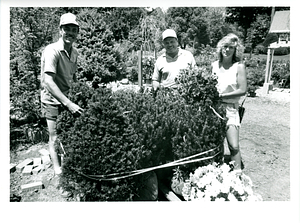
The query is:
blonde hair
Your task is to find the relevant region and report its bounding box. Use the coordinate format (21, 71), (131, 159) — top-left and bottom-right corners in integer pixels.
(216, 33), (244, 63)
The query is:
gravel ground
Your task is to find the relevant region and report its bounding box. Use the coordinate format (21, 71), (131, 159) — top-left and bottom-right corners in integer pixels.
(255, 86), (290, 103)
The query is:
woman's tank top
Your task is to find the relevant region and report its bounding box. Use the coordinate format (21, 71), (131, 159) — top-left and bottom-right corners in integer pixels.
(212, 61), (241, 104)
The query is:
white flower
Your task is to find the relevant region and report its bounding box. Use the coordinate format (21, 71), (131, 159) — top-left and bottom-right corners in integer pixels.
(220, 163), (231, 173)
(205, 185), (219, 198)
(220, 182), (230, 194)
(182, 162), (262, 202)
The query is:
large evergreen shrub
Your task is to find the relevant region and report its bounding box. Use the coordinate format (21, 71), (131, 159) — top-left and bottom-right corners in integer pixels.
(56, 83), (148, 201)
(175, 65), (227, 177)
(56, 63), (227, 201)
(75, 9), (127, 86)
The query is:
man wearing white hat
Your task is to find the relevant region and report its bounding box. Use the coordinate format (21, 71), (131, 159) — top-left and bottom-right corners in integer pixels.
(40, 13), (83, 183)
(152, 29), (196, 90)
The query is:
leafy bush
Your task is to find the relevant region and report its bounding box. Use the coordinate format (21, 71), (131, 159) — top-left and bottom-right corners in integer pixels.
(142, 56), (155, 80)
(271, 60), (290, 88)
(175, 65), (227, 177)
(193, 44), (217, 66)
(253, 44), (267, 55)
(243, 57), (266, 92)
(243, 56), (290, 89)
(75, 9), (127, 85)
(126, 66), (139, 83)
(10, 70), (48, 149)
(55, 64), (227, 201)
(125, 54), (155, 82)
(56, 83), (147, 201)
(246, 67), (265, 89)
(274, 47), (290, 55)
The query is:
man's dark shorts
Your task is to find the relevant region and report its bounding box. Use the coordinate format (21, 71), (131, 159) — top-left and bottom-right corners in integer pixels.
(41, 103), (65, 121)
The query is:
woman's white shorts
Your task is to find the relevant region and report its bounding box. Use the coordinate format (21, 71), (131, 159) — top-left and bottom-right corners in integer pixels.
(224, 103), (241, 128)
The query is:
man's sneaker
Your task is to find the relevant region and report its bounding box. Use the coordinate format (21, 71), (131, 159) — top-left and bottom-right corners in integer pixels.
(58, 188), (73, 198)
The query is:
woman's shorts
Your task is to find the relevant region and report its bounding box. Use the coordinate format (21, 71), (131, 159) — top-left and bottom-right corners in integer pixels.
(224, 103), (241, 128)
(41, 103), (64, 121)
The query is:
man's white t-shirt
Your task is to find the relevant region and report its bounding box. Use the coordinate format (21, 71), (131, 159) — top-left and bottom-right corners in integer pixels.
(152, 48), (196, 88)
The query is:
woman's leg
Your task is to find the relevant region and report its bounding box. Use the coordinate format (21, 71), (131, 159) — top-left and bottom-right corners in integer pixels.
(226, 125), (242, 170)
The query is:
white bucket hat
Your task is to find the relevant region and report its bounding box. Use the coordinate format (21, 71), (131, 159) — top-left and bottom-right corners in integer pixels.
(162, 29), (177, 40)
(59, 13), (79, 27)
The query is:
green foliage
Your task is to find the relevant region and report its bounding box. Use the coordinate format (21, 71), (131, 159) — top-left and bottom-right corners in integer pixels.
(193, 45), (217, 66)
(10, 69), (48, 148)
(225, 7), (290, 45)
(56, 83), (145, 201)
(55, 64), (226, 200)
(10, 7), (62, 148)
(75, 9), (127, 85)
(244, 57), (266, 91)
(126, 66), (139, 83)
(274, 47), (290, 56)
(225, 7), (271, 31)
(174, 66), (226, 177)
(204, 8), (243, 47)
(142, 56), (155, 80)
(124, 54), (155, 82)
(127, 8), (167, 52)
(103, 7), (146, 42)
(243, 56), (290, 90)
(271, 60), (290, 88)
(177, 65), (220, 106)
(254, 45), (290, 56)
(253, 44), (267, 55)
(10, 7), (61, 82)
(245, 14), (271, 53)
(166, 7), (210, 49)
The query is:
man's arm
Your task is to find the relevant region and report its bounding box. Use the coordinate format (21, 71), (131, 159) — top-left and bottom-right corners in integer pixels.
(152, 61), (163, 91)
(44, 72), (83, 114)
(152, 80), (160, 91)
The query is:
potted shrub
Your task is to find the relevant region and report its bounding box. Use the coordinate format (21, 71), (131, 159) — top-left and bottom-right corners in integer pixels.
(248, 85), (258, 97)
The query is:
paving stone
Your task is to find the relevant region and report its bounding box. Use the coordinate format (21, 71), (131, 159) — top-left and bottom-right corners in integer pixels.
(33, 157), (42, 167)
(16, 158), (33, 173)
(39, 148), (50, 156)
(41, 155), (51, 164)
(22, 165), (33, 176)
(10, 163), (17, 173)
(21, 181), (43, 192)
(32, 164), (44, 175)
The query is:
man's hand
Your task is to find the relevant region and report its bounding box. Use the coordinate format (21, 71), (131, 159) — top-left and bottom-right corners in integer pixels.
(66, 102), (84, 115)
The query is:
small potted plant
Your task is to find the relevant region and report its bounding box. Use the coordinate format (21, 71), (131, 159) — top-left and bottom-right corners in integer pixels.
(247, 85), (258, 97)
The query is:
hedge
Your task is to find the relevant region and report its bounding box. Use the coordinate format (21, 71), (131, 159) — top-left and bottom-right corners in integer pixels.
(55, 65), (227, 201)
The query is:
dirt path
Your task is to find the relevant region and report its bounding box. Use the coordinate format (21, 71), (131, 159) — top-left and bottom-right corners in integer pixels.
(239, 87), (290, 201)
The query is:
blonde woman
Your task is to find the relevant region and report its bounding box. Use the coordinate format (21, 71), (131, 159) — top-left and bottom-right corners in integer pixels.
(212, 33), (247, 171)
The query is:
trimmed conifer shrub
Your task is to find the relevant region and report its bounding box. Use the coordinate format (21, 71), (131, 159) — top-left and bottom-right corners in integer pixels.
(55, 65), (227, 201)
